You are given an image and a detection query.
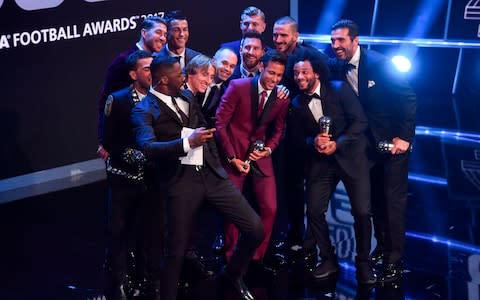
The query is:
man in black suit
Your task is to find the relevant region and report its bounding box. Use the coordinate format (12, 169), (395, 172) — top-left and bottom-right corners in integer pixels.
(131, 56), (264, 300)
(156, 11), (201, 70)
(221, 6), (266, 58)
(102, 50), (154, 299)
(329, 19), (417, 282)
(288, 52), (376, 284)
(97, 16), (167, 159)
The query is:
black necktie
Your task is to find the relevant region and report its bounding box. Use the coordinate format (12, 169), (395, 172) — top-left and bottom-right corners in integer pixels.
(203, 85), (219, 109)
(248, 73), (254, 78)
(171, 96), (188, 125)
(344, 62), (356, 72)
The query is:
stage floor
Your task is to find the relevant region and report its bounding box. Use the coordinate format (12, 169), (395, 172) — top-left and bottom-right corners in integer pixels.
(0, 179), (478, 300)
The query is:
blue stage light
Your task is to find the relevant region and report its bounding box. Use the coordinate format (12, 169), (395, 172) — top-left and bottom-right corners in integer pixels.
(392, 55), (412, 72)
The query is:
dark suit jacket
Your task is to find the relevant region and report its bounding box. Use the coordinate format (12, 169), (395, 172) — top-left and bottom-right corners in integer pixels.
(329, 48), (417, 145)
(98, 45), (138, 143)
(131, 89), (227, 182)
(103, 86), (143, 180)
(220, 40), (241, 58)
(197, 83), (227, 127)
(288, 81), (368, 178)
(215, 77), (289, 177)
(156, 46), (201, 66)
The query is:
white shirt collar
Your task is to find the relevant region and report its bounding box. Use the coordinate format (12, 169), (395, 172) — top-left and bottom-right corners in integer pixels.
(348, 46), (361, 68)
(308, 82), (321, 98)
(149, 87), (172, 103)
(257, 79), (273, 99)
(166, 43), (185, 58)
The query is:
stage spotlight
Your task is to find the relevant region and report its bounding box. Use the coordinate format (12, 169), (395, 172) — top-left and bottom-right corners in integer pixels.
(391, 55), (412, 72)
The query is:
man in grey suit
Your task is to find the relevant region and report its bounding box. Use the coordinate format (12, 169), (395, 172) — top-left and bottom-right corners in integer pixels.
(156, 10), (201, 69)
(131, 55), (264, 300)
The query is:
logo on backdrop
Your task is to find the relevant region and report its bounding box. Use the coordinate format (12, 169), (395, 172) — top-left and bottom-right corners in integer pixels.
(464, 0), (480, 38)
(0, 0), (107, 11)
(0, 11), (163, 50)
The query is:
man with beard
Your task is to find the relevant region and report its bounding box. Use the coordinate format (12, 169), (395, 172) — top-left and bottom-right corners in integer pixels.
(157, 10), (201, 70)
(102, 50), (154, 299)
(132, 56), (264, 300)
(288, 51), (376, 284)
(97, 16), (167, 159)
(230, 30), (265, 80)
(329, 19), (416, 283)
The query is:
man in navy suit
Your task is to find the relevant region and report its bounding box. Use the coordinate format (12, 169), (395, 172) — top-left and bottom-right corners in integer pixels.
(156, 10), (201, 70)
(288, 51), (376, 284)
(131, 56), (264, 300)
(97, 16), (167, 159)
(102, 50), (154, 299)
(221, 6), (267, 58)
(329, 19), (416, 283)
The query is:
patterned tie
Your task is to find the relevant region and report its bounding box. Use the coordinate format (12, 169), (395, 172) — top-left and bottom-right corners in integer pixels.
(171, 96), (188, 125)
(257, 90), (267, 118)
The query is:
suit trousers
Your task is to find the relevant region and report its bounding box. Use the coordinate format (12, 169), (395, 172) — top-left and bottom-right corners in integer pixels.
(161, 165), (264, 300)
(306, 159), (372, 261)
(370, 152), (410, 264)
(106, 179), (147, 284)
(224, 171), (277, 261)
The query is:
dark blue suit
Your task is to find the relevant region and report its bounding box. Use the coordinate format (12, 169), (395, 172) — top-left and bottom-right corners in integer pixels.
(288, 81), (372, 261)
(330, 47), (417, 264)
(131, 89), (264, 300)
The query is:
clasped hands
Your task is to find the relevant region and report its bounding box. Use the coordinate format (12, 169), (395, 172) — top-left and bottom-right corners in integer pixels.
(314, 133), (336, 155)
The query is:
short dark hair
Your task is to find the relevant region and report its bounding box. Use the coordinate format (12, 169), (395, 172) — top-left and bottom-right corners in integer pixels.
(294, 48), (330, 84)
(140, 16), (167, 31)
(331, 19), (359, 40)
(150, 55), (179, 84)
(241, 6), (265, 22)
(261, 49), (288, 68)
(126, 50), (152, 71)
(165, 10), (188, 29)
(240, 30), (265, 49)
(274, 16), (298, 33)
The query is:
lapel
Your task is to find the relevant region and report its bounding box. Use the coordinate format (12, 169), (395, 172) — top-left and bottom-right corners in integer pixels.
(206, 83), (224, 113)
(358, 48), (368, 100)
(249, 76), (260, 126)
(300, 94), (318, 126)
(150, 92), (184, 127)
(258, 86), (277, 125)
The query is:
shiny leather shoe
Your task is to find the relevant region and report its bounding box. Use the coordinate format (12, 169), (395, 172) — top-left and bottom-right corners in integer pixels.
(379, 261), (403, 283)
(356, 261), (377, 285)
(218, 269), (255, 300)
(311, 258), (339, 280)
(370, 247), (384, 266)
(212, 233), (225, 254)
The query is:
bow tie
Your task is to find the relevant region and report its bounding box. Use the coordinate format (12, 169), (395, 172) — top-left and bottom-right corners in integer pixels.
(344, 62), (356, 72)
(306, 93), (320, 101)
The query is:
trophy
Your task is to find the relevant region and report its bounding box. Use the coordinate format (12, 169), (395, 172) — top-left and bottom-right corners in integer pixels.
(244, 140), (265, 169)
(319, 116), (332, 135)
(377, 140), (413, 154)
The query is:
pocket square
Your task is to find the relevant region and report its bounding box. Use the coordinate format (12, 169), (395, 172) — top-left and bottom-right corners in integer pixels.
(368, 80), (376, 88)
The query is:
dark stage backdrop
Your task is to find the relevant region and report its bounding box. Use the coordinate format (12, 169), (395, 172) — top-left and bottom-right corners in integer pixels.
(0, 0), (289, 179)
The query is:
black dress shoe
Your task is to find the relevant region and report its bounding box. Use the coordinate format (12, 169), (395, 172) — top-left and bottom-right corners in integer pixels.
(212, 233), (225, 254)
(218, 269), (255, 300)
(183, 255), (214, 280)
(379, 261), (403, 283)
(370, 247), (384, 266)
(355, 261), (377, 285)
(311, 258), (339, 280)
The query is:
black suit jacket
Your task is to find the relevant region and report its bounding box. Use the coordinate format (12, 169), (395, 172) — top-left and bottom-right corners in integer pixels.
(156, 46), (201, 66)
(98, 45), (138, 143)
(329, 48), (417, 145)
(288, 81), (368, 178)
(131, 89), (227, 183)
(197, 83), (227, 127)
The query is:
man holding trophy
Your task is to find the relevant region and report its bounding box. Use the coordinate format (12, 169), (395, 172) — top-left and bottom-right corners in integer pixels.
(288, 50), (376, 284)
(215, 50), (290, 272)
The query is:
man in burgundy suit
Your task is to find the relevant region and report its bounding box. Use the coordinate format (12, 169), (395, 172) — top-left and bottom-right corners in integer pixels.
(215, 50), (289, 270)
